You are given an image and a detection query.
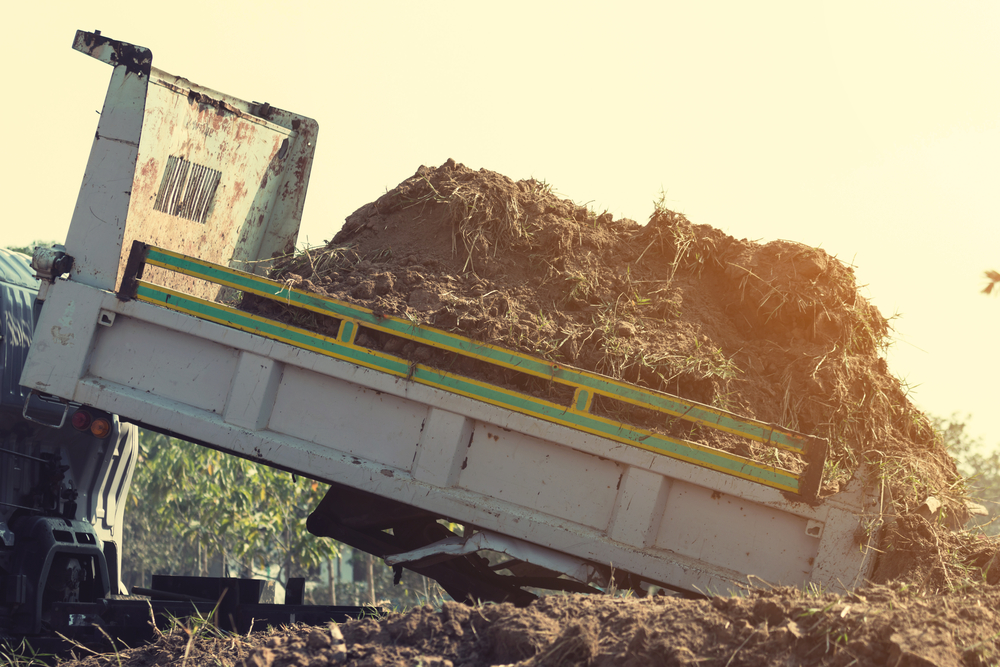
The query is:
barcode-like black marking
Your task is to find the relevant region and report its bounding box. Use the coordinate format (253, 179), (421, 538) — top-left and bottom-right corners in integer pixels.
(153, 156), (221, 224)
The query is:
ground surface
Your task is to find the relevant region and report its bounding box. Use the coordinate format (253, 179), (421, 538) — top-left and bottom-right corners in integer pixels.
(79, 161), (998, 667)
(56, 585), (1000, 667)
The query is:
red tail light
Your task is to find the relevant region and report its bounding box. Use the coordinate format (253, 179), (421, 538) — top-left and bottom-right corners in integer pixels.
(71, 410), (92, 431)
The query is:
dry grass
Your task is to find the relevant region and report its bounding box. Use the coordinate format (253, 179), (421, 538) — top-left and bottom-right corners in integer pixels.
(271, 244), (362, 282)
(447, 183), (529, 273)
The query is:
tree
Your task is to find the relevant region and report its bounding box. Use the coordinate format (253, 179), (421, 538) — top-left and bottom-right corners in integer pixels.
(122, 430), (450, 608)
(123, 430), (339, 590)
(933, 414), (1000, 535)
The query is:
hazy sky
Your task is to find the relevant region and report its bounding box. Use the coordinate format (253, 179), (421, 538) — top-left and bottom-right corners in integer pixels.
(6, 2), (999, 449)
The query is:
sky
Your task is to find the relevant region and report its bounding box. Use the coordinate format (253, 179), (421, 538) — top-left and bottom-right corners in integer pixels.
(5, 2), (999, 450)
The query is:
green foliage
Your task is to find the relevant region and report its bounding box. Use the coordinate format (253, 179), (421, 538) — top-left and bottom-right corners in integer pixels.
(123, 430), (338, 589)
(0, 639), (51, 667)
(123, 430), (451, 610)
(934, 413), (1000, 535)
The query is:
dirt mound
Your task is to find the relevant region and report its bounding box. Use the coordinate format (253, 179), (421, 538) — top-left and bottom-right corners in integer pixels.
(248, 160), (960, 505)
(56, 586), (1000, 667)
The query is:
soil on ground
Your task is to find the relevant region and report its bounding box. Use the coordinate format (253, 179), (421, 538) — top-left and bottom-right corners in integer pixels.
(57, 582), (1000, 667)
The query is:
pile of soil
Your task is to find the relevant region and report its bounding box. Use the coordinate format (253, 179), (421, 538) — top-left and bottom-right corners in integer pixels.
(59, 583), (1000, 667)
(246, 160), (960, 510)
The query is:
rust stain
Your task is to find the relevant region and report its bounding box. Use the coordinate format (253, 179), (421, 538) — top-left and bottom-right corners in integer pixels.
(138, 158), (159, 181)
(110, 76), (315, 301)
(229, 180), (249, 209)
(131, 158), (161, 205)
(235, 121), (254, 144)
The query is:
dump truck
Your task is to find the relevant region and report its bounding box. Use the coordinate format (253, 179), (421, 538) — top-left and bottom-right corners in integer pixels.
(6, 30), (883, 641)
